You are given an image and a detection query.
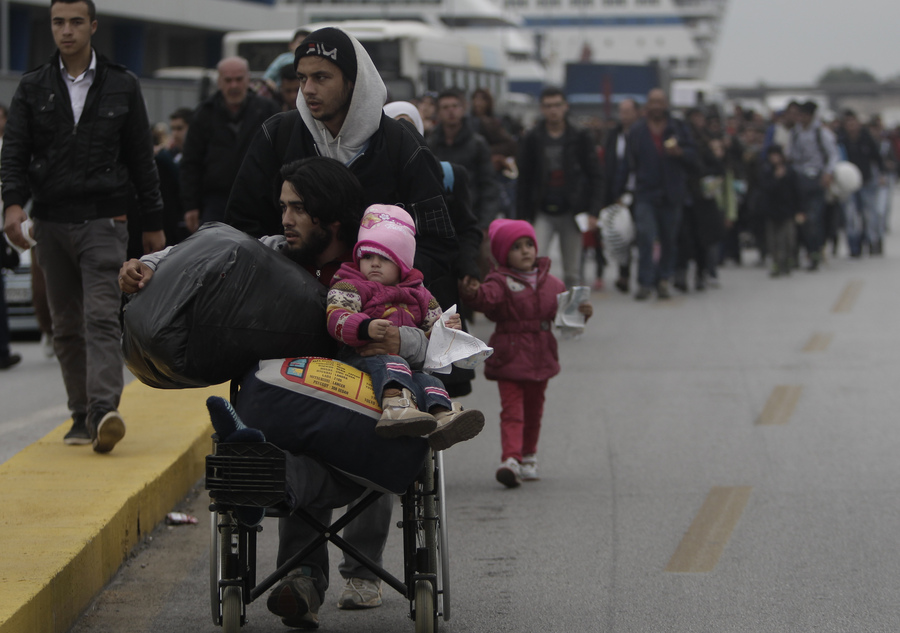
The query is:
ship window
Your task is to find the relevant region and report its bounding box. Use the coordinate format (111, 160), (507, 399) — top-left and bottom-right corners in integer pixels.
(603, 0), (625, 4)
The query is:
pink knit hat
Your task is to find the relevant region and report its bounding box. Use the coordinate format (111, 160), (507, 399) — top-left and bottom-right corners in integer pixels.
(355, 204), (417, 275)
(488, 219), (537, 267)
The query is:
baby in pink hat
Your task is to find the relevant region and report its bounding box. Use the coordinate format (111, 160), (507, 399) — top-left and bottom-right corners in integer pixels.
(327, 204), (484, 450)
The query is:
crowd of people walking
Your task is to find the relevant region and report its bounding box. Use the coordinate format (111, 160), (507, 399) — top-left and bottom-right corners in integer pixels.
(1, 11), (899, 628)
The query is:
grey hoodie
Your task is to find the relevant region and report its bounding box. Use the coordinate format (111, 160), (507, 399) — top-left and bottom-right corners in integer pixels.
(295, 33), (387, 166)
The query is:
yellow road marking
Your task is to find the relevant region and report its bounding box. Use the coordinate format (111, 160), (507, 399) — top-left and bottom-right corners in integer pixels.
(802, 332), (834, 352)
(756, 385), (803, 426)
(832, 280), (863, 313)
(666, 486), (752, 573)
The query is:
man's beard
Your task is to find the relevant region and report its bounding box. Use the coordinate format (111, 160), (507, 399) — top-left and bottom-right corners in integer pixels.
(281, 225), (331, 268)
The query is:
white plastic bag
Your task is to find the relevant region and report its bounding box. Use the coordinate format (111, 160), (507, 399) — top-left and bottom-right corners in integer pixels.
(424, 305), (493, 374)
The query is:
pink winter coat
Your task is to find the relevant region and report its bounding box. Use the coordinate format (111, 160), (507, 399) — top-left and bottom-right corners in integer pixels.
(326, 263), (442, 348)
(465, 257), (565, 382)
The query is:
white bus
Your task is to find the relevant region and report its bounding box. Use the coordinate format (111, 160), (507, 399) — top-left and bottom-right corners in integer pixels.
(222, 20), (506, 103)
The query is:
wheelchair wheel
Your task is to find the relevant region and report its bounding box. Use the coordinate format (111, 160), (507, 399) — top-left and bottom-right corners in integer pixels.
(209, 511), (220, 624)
(434, 451), (451, 621)
(222, 585), (242, 633)
(211, 510), (243, 628)
(414, 580), (435, 633)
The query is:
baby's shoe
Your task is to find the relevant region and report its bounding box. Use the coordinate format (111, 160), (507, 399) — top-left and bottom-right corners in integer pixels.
(495, 457), (522, 488)
(376, 388), (437, 438)
(520, 454), (540, 481)
(427, 402), (485, 451)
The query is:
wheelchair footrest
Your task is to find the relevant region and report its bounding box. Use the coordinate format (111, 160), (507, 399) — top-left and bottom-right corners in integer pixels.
(206, 441), (287, 508)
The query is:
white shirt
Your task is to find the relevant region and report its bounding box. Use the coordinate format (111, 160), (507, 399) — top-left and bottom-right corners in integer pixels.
(59, 49), (97, 125)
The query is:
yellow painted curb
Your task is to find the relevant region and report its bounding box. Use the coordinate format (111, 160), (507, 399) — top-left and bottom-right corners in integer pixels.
(0, 380), (229, 633)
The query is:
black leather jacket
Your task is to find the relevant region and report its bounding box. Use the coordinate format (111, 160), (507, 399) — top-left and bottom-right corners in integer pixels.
(1, 52), (162, 228)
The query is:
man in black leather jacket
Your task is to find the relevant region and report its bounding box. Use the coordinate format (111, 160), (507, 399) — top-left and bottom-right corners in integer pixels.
(1, 0), (163, 452)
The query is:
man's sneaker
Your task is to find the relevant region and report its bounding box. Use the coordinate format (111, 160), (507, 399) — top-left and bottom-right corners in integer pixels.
(496, 457), (522, 488)
(267, 571), (321, 629)
(63, 414), (91, 446)
(520, 454), (540, 481)
(375, 388), (437, 438)
(427, 403), (485, 451)
(656, 280), (671, 299)
(0, 353), (21, 370)
(92, 410), (126, 454)
(337, 577), (383, 609)
(41, 333), (55, 359)
(634, 286), (653, 301)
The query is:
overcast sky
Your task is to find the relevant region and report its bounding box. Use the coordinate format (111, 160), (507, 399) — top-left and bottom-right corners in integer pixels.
(708, 0), (900, 86)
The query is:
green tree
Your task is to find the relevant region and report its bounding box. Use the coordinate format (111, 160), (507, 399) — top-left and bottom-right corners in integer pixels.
(817, 66), (878, 86)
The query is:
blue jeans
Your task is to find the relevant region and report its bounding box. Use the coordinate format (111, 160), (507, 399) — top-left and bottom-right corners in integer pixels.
(634, 200), (682, 289)
(338, 348), (452, 413)
(844, 181), (880, 255)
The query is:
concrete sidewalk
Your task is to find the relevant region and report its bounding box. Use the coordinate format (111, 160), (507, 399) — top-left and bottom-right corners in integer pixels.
(0, 380), (228, 633)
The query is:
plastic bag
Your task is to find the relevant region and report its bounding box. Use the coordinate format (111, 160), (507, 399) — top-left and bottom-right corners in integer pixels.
(122, 223), (335, 389)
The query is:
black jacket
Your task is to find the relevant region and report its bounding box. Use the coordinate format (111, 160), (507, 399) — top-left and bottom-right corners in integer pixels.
(516, 119), (602, 222)
(627, 117), (699, 208)
(427, 118), (500, 228)
(838, 128), (884, 183)
(1, 52), (162, 227)
(224, 110), (456, 285)
(179, 91), (279, 211)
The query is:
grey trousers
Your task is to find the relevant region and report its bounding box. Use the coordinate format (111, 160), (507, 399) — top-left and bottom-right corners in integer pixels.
(277, 457), (394, 602)
(33, 218), (127, 421)
(533, 211), (583, 287)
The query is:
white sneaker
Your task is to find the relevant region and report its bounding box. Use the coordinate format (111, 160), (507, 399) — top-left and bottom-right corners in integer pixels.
(41, 333), (55, 359)
(520, 454), (539, 481)
(495, 457), (521, 488)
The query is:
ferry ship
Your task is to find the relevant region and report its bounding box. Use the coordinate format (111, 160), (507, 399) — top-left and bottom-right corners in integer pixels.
(1, 0), (726, 97)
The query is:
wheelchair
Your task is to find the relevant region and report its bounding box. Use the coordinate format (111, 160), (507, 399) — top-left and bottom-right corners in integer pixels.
(205, 437), (451, 633)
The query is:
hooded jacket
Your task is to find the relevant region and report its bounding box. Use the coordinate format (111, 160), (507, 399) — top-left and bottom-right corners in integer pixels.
(326, 263), (441, 348)
(225, 31), (455, 287)
(1, 52), (162, 227)
(464, 257), (565, 382)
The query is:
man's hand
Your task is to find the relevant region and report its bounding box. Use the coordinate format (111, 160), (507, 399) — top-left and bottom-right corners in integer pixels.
(119, 258), (154, 293)
(366, 318), (392, 342)
(445, 313), (462, 330)
(142, 230), (165, 255)
(3, 205), (29, 251)
(358, 324), (401, 357)
(185, 209), (200, 234)
(460, 276), (481, 298)
(821, 172), (834, 190)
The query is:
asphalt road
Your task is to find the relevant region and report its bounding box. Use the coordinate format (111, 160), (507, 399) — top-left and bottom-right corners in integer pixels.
(5, 226), (900, 633)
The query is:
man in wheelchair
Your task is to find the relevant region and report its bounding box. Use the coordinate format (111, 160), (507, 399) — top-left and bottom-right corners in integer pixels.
(120, 157), (479, 629)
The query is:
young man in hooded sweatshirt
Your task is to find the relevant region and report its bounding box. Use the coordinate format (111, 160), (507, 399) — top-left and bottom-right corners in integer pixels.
(223, 27), (470, 627)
